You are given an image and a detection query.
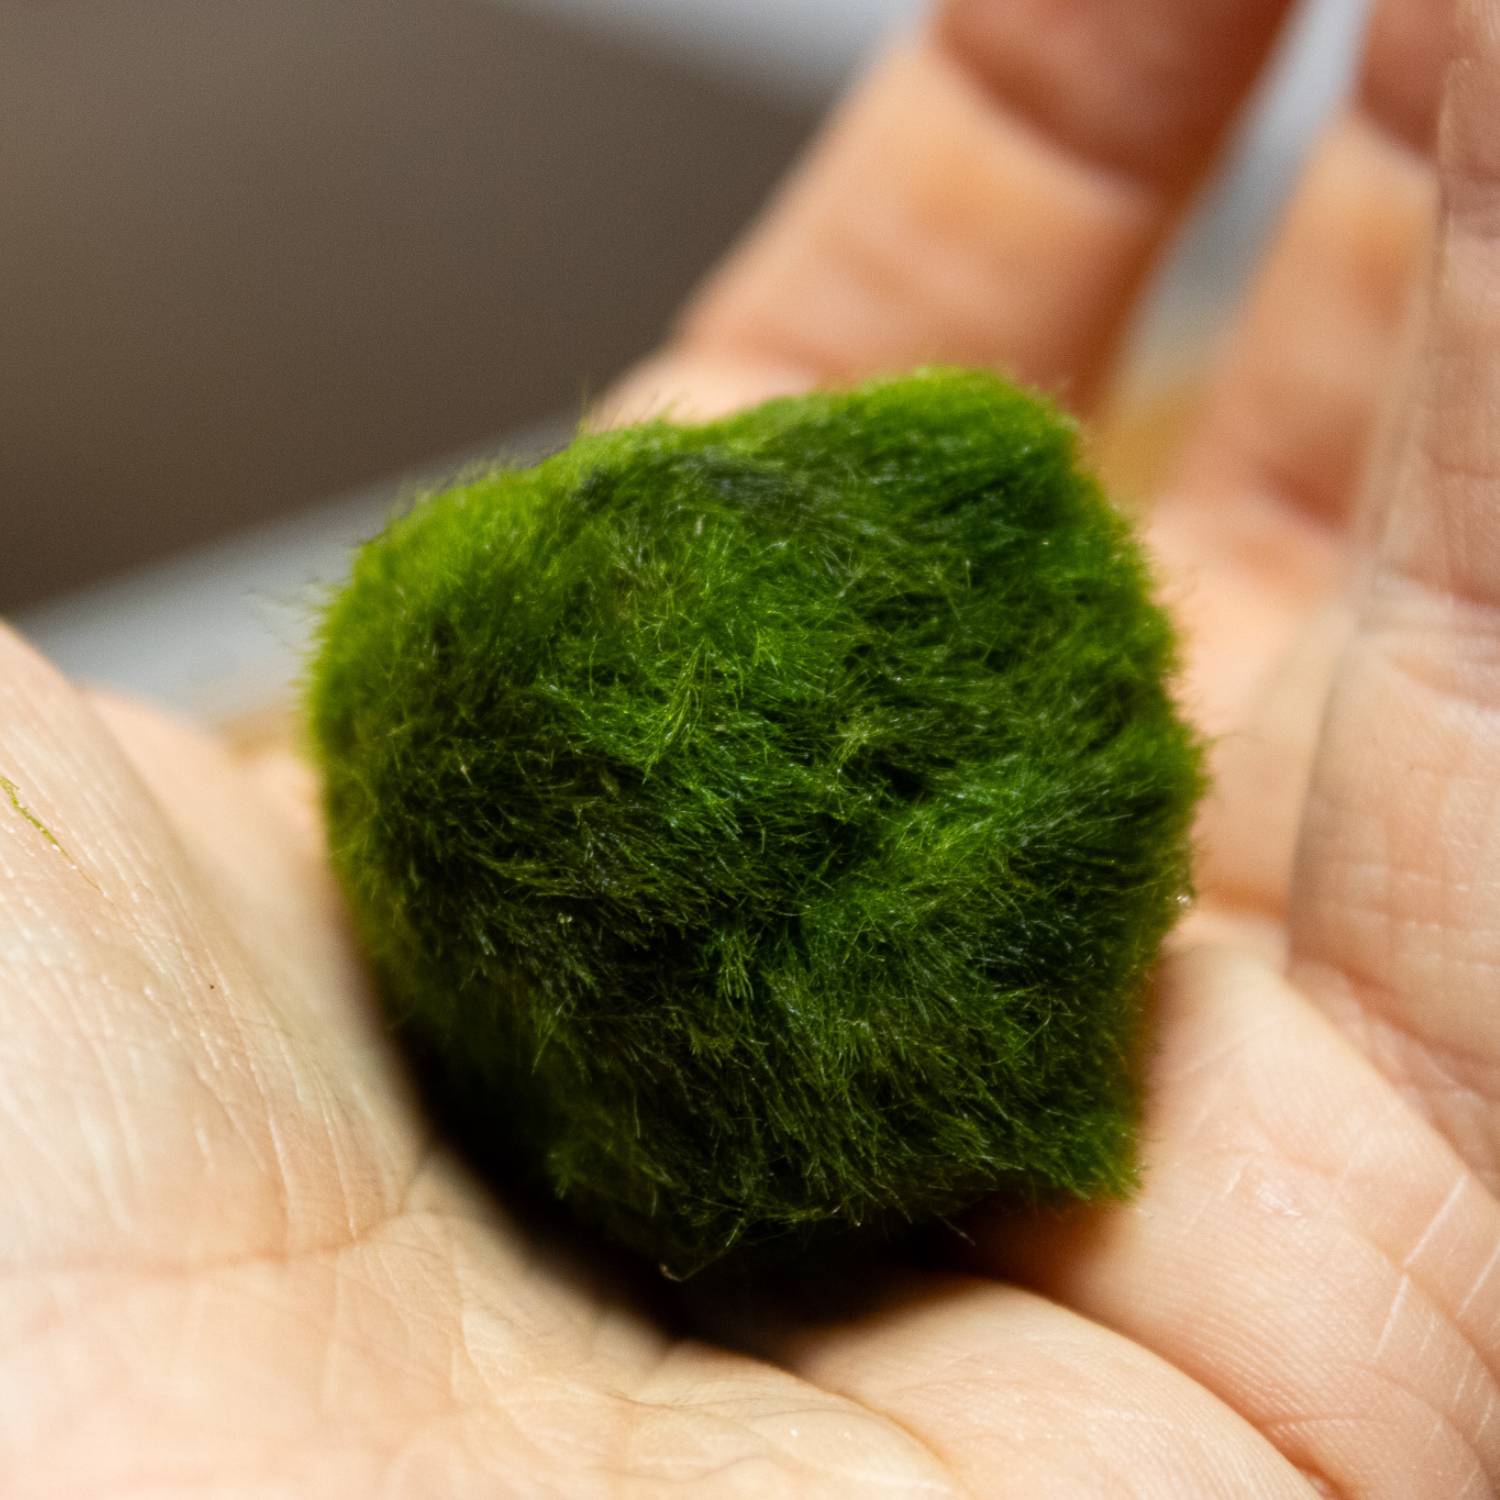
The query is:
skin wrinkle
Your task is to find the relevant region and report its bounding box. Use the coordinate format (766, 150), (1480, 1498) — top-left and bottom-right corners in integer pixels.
(1217, 1006), (1500, 1406)
(1294, 811), (1500, 1168)
(872, 1377), (1133, 1497)
(1219, 1134), (1489, 1412)
(816, 1405), (970, 1500)
(1401, 1172), (1472, 1272)
(1233, 1269), (1483, 1492)
(1290, 1152), (1499, 1463)
(0, 1128), (437, 1290)
(10, 978), (328, 1260)
(1455, 1238), (1500, 1321)
(1308, 1002), (1500, 1320)
(752, 1277), (1316, 1499)
(615, 1374), (960, 1496)
(1355, 1360), (1492, 1493)
(620, 1358), (939, 1492)
(1366, 573), (1500, 698)
(54, 1236), (474, 1470)
(1318, 980), (1500, 1192)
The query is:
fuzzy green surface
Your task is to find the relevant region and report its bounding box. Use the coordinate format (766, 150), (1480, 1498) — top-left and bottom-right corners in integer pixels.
(308, 368), (1203, 1273)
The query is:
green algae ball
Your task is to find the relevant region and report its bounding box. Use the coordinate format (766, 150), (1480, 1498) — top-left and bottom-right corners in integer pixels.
(308, 368), (1203, 1273)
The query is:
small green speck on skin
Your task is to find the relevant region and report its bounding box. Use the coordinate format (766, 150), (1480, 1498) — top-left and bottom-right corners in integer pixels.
(0, 772), (99, 889)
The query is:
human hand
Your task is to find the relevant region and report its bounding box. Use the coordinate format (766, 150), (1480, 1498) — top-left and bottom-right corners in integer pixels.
(6, 0), (1498, 1494)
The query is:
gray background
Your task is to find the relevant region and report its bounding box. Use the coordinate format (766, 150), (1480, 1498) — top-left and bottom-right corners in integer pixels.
(1, 0), (832, 610)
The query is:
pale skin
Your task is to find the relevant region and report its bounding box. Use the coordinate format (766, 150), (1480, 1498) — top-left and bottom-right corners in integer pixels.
(4, 0), (1499, 1493)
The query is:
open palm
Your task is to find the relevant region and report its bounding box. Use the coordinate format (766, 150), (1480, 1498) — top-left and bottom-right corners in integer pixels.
(8, 1), (1500, 1494)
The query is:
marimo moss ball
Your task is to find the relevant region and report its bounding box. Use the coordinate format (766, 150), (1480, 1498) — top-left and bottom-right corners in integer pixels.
(309, 368), (1203, 1273)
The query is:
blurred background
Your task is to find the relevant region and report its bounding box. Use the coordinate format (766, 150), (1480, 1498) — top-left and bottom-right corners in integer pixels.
(4, 0), (1365, 724)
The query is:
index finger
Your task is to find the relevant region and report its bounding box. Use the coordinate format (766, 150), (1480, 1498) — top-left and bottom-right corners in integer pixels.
(606, 0), (1299, 422)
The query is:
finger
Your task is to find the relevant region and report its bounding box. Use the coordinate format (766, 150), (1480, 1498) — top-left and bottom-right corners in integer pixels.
(1288, 0), (1500, 1188)
(696, 1270), (1314, 1497)
(1146, 0), (1446, 919)
(603, 0), (1298, 424)
(967, 946), (1500, 1497)
(1171, 0), (1446, 530)
(0, 626), (414, 1276)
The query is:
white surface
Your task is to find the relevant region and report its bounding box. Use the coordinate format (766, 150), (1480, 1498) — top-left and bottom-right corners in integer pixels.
(1126, 0), (1367, 388)
(498, 0), (923, 97)
(17, 427), (565, 722)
